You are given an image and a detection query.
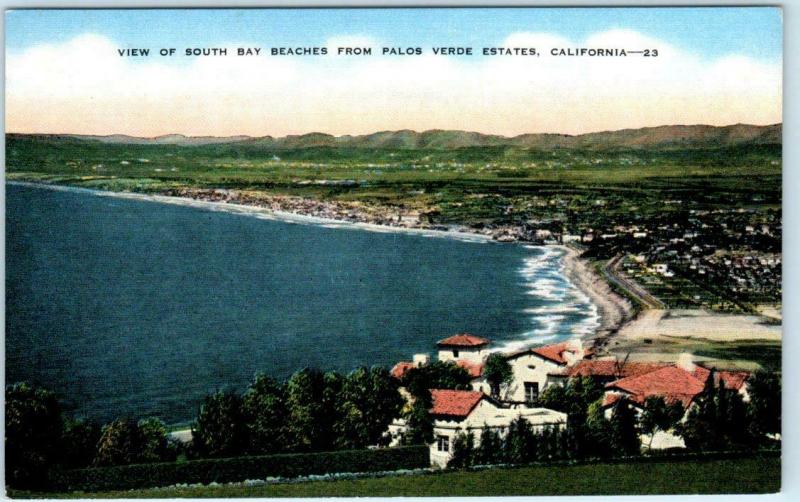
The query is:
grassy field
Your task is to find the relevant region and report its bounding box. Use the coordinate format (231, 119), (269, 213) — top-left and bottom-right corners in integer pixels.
(8, 456), (780, 498)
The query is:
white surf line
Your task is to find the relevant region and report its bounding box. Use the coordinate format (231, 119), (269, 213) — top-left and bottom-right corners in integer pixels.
(492, 246), (602, 353)
(8, 181), (492, 243)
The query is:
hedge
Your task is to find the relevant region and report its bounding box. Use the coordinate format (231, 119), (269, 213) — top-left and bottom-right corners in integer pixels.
(47, 445), (429, 492)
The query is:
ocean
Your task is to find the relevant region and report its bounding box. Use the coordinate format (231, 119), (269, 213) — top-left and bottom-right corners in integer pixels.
(6, 182), (598, 423)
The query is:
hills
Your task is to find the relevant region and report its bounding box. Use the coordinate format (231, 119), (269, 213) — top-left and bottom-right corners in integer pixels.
(46, 123), (781, 151)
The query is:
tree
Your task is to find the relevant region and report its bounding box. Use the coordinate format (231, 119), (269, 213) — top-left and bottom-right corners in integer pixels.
(608, 398), (640, 456)
(474, 427), (503, 465)
(537, 383), (568, 411)
(285, 368), (331, 451)
(504, 417), (536, 464)
(680, 375), (755, 451)
(747, 370), (781, 438)
(584, 399), (612, 458)
(401, 361), (472, 399)
(335, 367), (403, 449)
(138, 417), (173, 463)
(242, 373), (289, 454)
(5, 382), (64, 488)
(59, 417), (102, 469)
(483, 353), (513, 399)
(192, 390), (246, 458)
(447, 431), (475, 469)
(639, 396), (684, 450)
(94, 419), (145, 466)
(403, 392), (434, 445)
(536, 426), (566, 461)
(538, 377), (604, 457)
(320, 371), (346, 449)
(680, 373), (719, 450)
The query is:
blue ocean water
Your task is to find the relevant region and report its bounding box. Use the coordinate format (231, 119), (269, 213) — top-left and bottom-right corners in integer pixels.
(6, 183), (598, 423)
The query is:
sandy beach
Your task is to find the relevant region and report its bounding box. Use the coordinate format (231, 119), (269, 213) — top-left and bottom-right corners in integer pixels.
(556, 245), (636, 346)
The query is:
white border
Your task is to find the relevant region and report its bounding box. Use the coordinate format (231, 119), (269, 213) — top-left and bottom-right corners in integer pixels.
(1, 1), (795, 501)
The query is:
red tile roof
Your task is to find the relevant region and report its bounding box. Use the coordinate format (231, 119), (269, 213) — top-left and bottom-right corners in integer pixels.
(456, 360), (484, 379)
(604, 364), (751, 409)
(390, 361), (415, 380)
(565, 360), (670, 379)
(602, 393), (624, 408)
(437, 333), (490, 348)
(690, 365), (750, 391)
(715, 370), (750, 391)
(527, 342), (586, 365)
(430, 389), (484, 418)
(605, 366), (708, 408)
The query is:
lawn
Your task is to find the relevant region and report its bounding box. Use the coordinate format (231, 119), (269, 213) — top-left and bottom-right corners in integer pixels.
(9, 456), (780, 498)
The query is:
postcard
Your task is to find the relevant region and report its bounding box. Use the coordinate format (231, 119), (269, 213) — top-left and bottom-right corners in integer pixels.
(4, 6), (782, 497)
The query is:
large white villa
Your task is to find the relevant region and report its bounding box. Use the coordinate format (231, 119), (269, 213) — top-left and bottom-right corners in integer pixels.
(389, 333), (572, 465)
(386, 388), (567, 467)
(389, 333), (752, 462)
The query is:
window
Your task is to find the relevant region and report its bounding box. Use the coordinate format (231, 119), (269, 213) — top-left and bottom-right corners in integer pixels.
(453, 349), (459, 358)
(524, 382), (539, 403)
(437, 435), (450, 452)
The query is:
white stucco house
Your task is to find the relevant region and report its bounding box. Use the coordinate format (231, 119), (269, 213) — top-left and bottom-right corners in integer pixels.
(388, 389), (567, 467)
(493, 340), (588, 403)
(600, 358), (751, 450)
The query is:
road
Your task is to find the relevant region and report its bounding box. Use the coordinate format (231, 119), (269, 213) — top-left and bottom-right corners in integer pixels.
(601, 255), (666, 310)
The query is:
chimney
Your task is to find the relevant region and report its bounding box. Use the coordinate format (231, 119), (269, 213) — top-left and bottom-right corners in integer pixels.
(564, 339), (584, 366)
(412, 354), (430, 367)
(677, 353), (696, 373)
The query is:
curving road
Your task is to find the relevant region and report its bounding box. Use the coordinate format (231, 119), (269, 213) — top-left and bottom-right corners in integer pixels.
(601, 255), (666, 310)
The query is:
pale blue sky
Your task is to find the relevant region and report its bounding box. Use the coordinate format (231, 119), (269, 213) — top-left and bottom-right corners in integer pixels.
(5, 7), (783, 62)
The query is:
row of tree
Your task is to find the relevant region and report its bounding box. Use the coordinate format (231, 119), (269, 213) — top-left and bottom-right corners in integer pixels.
(6, 361), (781, 488)
(6, 361), (474, 488)
(192, 366), (403, 457)
(5, 382), (181, 488)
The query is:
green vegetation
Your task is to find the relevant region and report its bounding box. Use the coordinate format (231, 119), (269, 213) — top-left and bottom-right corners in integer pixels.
(483, 353), (513, 398)
(10, 455), (780, 497)
(6, 132), (782, 314)
(6, 368), (781, 494)
(695, 341), (782, 372)
(47, 446), (428, 493)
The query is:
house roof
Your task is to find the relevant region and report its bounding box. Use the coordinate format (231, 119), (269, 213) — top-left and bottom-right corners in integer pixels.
(390, 361), (415, 380)
(564, 360), (669, 379)
(714, 370), (750, 391)
(605, 365), (708, 408)
(430, 389), (484, 418)
(604, 363), (751, 409)
(456, 360), (484, 379)
(511, 341), (586, 365)
(437, 333), (490, 348)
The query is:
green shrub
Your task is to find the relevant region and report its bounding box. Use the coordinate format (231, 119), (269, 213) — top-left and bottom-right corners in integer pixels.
(47, 446), (428, 492)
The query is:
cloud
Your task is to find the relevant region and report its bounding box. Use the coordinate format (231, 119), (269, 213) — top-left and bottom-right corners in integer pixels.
(5, 30), (781, 136)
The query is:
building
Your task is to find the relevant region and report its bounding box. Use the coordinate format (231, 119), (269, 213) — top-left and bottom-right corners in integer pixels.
(560, 359), (670, 385)
(436, 333), (491, 364)
(601, 358), (751, 450)
(389, 389), (567, 467)
(496, 340), (588, 403)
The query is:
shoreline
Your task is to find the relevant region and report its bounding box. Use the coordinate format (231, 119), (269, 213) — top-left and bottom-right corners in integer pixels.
(7, 181), (493, 243)
(555, 245), (635, 349)
(8, 180), (632, 347)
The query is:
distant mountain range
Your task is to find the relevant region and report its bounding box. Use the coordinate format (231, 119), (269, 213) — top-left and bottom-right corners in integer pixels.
(24, 123), (782, 150)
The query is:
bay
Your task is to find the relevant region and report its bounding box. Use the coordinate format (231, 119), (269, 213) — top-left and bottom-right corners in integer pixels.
(6, 183), (597, 423)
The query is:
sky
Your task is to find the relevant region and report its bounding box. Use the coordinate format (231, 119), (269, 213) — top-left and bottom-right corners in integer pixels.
(5, 7), (783, 137)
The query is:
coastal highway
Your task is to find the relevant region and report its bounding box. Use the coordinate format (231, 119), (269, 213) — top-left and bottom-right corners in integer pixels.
(601, 255), (666, 310)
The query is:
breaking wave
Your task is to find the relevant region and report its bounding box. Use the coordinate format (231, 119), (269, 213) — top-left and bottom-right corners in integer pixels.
(495, 246), (601, 352)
